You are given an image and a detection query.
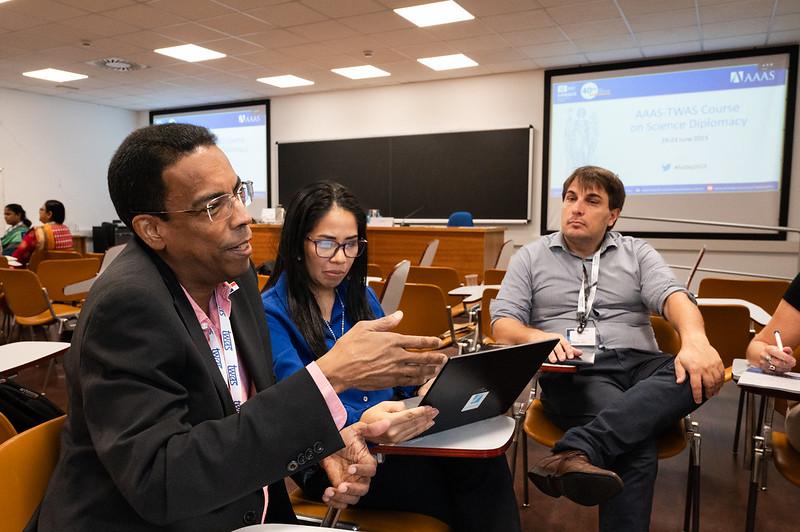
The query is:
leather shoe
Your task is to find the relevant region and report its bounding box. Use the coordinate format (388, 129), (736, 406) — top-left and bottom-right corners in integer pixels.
(528, 450), (623, 506)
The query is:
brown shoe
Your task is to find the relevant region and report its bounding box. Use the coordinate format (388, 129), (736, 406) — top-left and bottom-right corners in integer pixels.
(528, 450), (623, 506)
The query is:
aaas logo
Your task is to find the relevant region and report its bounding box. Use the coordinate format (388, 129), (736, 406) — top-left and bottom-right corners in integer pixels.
(730, 70), (776, 84)
(580, 82), (599, 100)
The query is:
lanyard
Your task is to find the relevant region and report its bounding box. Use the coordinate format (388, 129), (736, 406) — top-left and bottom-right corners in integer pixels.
(206, 289), (245, 413)
(576, 249), (600, 333)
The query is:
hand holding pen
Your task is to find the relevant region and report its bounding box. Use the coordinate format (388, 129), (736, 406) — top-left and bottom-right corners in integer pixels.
(762, 330), (797, 374)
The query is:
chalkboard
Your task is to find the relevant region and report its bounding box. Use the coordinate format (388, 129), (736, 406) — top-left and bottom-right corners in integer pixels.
(277, 127), (532, 221)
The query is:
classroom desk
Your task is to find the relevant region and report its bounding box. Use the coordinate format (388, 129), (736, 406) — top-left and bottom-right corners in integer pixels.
(249, 224), (506, 280)
(0, 341), (70, 374)
(737, 369), (800, 532)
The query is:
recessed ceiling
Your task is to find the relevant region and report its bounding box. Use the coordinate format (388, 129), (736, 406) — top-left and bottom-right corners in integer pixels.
(0, 0), (797, 111)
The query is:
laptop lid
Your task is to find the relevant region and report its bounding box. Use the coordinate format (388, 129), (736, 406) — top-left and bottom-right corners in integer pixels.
(412, 338), (558, 436)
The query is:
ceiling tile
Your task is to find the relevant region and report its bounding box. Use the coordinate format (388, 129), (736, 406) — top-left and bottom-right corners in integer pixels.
(240, 29), (309, 48)
(0, 23), (88, 52)
(308, 53), (366, 69)
(703, 33), (768, 50)
(56, 0), (136, 12)
(445, 33), (512, 52)
(544, 1), (620, 25)
(700, 0), (774, 24)
(203, 56), (260, 72)
(500, 27), (567, 46)
(573, 33), (636, 52)
(246, 3), (328, 27)
(486, 57), (541, 73)
(584, 47), (642, 63)
(392, 42), (459, 60)
(339, 10), (414, 33)
(214, 0), (289, 8)
(114, 30), (183, 50)
(628, 9), (697, 32)
(5, 0), (88, 21)
(0, 9), (51, 31)
(560, 18), (631, 40)
(641, 40), (702, 57)
(535, 53), (587, 67)
(300, 0), (385, 18)
(635, 26), (700, 46)
(160, 0), (236, 21)
(103, 4), (187, 29)
(157, 23), (228, 43)
(237, 48), (295, 66)
(701, 17), (770, 38)
(377, 27), (437, 46)
(776, 0), (800, 15)
(199, 13), (274, 36)
(198, 37), (263, 55)
(422, 19), (496, 40)
(771, 13), (800, 32)
(616, 0), (695, 16)
(287, 20), (359, 41)
(458, 0), (547, 17)
(278, 41), (344, 60)
(520, 41), (580, 58)
(60, 14), (141, 38)
(767, 28), (800, 43)
(467, 46), (527, 64)
(483, 9), (555, 32)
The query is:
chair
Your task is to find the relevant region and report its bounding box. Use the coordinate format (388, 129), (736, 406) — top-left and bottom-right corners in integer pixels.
(697, 278), (790, 318)
(418, 239), (439, 266)
(479, 287), (500, 345)
(37, 258), (101, 304)
(494, 239), (515, 270)
(772, 431), (800, 489)
(0, 415), (66, 532)
(0, 269), (81, 341)
(408, 266), (464, 315)
(392, 283), (467, 346)
(375, 259), (410, 315)
(367, 263), (383, 278)
(290, 489), (450, 531)
(0, 412), (17, 445)
(483, 268), (506, 285)
(447, 211), (473, 227)
(28, 249), (82, 272)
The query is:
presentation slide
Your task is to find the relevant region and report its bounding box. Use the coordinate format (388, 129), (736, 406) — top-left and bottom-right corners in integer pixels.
(544, 49), (795, 237)
(151, 103), (269, 199)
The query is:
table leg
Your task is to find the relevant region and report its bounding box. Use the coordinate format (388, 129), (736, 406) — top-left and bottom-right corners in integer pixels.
(745, 436), (765, 532)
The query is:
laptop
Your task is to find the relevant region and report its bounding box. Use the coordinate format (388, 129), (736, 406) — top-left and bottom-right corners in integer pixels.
(405, 338), (558, 437)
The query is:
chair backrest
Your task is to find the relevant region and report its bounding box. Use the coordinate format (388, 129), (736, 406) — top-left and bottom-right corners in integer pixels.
(494, 239), (515, 270)
(367, 263), (384, 279)
(418, 239), (439, 266)
(37, 258), (101, 303)
(392, 283), (452, 338)
(408, 266), (462, 307)
(0, 412), (17, 445)
(257, 274), (270, 293)
(698, 304), (752, 368)
(0, 269), (50, 318)
(480, 287), (500, 342)
(0, 415), (66, 531)
(447, 211), (473, 227)
(483, 268), (506, 285)
(379, 259), (411, 315)
(698, 277), (790, 315)
(29, 249), (82, 273)
(650, 315), (681, 355)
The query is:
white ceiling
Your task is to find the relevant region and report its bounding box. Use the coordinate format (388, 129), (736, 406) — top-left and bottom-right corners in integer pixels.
(0, 0), (798, 111)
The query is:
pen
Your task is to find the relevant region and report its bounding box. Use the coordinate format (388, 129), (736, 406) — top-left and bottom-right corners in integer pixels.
(774, 330), (784, 351)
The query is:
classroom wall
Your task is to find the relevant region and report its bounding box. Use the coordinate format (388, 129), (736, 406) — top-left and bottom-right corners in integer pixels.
(270, 69), (800, 281)
(0, 87), (141, 234)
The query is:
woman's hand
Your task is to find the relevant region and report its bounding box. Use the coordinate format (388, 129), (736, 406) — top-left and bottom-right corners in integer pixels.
(359, 401), (438, 444)
(758, 344), (797, 374)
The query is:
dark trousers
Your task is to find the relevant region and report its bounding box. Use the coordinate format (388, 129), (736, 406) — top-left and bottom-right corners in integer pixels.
(540, 349), (700, 532)
(296, 454), (520, 532)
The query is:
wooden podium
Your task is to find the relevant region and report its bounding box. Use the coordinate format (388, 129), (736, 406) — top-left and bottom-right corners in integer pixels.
(250, 224), (505, 280)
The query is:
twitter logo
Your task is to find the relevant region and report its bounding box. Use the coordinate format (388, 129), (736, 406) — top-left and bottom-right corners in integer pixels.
(662, 163), (671, 172)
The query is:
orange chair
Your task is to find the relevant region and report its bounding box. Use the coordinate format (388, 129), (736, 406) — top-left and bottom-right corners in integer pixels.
(494, 239), (515, 269)
(29, 249), (82, 272)
(367, 263), (384, 278)
(418, 239), (439, 266)
(697, 278), (790, 323)
(257, 274), (270, 293)
(373, 259), (411, 315)
(0, 412), (17, 445)
(37, 258), (101, 304)
(408, 266), (464, 314)
(479, 287), (500, 344)
(0, 415), (66, 532)
(483, 269), (506, 285)
(0, 269), (81, 341)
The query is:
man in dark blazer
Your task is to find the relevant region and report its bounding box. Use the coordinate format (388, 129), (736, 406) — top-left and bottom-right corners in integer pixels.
(29, 124), (445, 531)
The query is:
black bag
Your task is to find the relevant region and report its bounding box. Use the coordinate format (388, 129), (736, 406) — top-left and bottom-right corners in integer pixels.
(0, 379), (64, 432)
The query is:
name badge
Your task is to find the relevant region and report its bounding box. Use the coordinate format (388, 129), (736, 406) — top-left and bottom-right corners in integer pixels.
(566, 327), (597, 347)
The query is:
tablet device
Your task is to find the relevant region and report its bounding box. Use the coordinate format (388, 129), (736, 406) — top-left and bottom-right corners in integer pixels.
(407, 338), (558, 437)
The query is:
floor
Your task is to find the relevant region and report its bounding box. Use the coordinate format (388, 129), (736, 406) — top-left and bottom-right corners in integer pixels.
(11, 359), (798, 531)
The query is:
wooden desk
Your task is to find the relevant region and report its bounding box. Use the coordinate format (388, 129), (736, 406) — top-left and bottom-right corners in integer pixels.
(249, 224), (506, 280)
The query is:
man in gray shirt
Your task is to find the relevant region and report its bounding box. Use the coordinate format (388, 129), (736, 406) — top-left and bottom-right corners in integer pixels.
(491, 166), (724, 532)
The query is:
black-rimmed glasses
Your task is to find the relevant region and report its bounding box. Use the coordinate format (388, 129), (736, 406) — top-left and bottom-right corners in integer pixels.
(306, 237), (367, 259)
(132, 180), (253, 223)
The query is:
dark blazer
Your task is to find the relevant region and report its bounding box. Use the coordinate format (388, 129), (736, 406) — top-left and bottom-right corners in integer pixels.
(29, 238), (343, 531)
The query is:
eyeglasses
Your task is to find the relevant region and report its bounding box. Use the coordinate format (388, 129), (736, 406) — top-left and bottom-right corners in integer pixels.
(132, 180), (253, 223)
(306, 237), (367, 259)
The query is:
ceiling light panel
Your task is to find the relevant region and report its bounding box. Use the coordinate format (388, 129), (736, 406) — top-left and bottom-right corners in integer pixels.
(418, 53), (478, 71)
(22, 68), (88, 82)
(331, 65), (390, 79)
(154, 44), (226, 63)
(257, 75), (314, 88)
(394, 1), (474, 28)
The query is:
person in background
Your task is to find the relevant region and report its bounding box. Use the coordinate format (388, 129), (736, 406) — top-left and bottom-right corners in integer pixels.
(491, 165), (723, 532)
(12, 199), (73, 264)
(262, 181), (520, 532)
(2, 203), (32, 256)
(745, 273), (800, 452)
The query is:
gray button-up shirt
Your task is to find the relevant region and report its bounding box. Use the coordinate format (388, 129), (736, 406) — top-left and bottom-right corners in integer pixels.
(491, 231), (688, 352)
